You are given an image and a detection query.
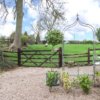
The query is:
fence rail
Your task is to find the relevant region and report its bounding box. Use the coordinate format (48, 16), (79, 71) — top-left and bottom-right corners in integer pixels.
(2, 47), (100, 67)
(63, 48), (93, 65)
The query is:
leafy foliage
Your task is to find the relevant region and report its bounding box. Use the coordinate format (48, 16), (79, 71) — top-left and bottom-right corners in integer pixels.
(60, 72), (71, 91)
(46, 29), (63, 46)
(78, 74), (92, 94)
(46, 71), (59, 90)
(21, 35), (29, 46)
(96, 71), (100, 76)
(10, 31), (35, 46)
(96, 28), (100, 42)
(95, 71), (100, 86)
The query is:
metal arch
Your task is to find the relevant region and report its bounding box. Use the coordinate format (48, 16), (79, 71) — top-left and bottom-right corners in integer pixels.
(64, 14), (95, 33)
(63, 14), (96, 83)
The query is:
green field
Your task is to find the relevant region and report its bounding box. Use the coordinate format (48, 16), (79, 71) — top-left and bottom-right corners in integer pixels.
(26, 44), (100, 54)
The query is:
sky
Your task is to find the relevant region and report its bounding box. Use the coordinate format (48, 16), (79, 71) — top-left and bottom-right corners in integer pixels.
(0, 0), (100, 41)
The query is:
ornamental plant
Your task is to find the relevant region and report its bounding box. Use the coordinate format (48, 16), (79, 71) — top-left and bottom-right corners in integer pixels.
(78, 74), (92, 94)
(96, 71), (100, 76)
(60, 72), (71, 92)
(95, 71), (100, 86)
(46, 71), (59, 91)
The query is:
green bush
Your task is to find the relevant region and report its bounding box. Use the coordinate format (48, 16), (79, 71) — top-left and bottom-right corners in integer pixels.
(21, 35), (28, 46)
(96, 71), (100, 76)
(95, 71), (100, 86)
(78, 74), (92, 94)
(96, 28), (100, 42)
(45, 29), (63, 46)
(46, 71), (59, 91)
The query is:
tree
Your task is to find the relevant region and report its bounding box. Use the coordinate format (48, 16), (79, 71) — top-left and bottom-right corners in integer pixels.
(24, 31), (28, 36)
(36, 32), (41, 44)
(31, 21), (41, 44)
(45, 29), (63, 46)
(38, 0), (67, 31)
(21, 34), (28, 46)
(96, 28), (100, 42)
(9, 31), (15, 43)
(0, 0), (66, 50)
(28, 34), (35, 44)
(10, 0), (23, 50)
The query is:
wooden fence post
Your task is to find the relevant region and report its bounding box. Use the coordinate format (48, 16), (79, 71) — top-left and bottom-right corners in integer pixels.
(88, 48), (90, 65)
(18, 48), (21, 66)
(58, 47), (62, 67)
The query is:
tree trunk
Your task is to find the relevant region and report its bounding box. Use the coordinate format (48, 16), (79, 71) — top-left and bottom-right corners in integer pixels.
(9, 0), (23, 50)
(36, 32), (41, 44)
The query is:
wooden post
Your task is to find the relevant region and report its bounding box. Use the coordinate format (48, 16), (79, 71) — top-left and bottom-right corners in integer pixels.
(88, 48), (90, 65)
(58, 47), (62, 67)
(18, 48), (21, 66)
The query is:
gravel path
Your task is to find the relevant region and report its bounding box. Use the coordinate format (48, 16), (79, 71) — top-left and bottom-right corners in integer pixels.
(0, 66), (100, 100)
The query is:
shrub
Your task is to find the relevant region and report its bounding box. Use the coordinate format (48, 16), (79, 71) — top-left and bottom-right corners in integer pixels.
(60, 72), (71, 92)
(96, 71), (100, 76)
(46, 71), (59, 91)
(45, 29), (63, 46)
(96, 28), (100, 42)
(78, 74), (92, 94)
(95, 71), (100, 86)
(21, 35), (28, 46)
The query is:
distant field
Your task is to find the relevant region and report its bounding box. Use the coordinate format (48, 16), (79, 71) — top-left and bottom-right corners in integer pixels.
(25, 44), (100, 66)
(26, 44), (100, 54)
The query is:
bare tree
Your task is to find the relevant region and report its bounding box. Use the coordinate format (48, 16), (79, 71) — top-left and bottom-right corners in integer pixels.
(38, 0), (67, 31)
(31, 0), (67, 43)
(31, 19), (42, 43)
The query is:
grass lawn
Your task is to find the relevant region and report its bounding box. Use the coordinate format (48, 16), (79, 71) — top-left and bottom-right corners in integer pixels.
(26, 43), (100, 54)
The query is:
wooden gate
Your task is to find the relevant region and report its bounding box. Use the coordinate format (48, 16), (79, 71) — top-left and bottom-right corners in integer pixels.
(18, 48), (62, 67)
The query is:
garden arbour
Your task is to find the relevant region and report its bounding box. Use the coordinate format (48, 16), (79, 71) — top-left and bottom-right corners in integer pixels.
(62, 14), (97, 83)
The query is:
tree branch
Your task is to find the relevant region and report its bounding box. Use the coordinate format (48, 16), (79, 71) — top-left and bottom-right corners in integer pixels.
(0, 0), (8, 23)
(12, 0), (17, 20)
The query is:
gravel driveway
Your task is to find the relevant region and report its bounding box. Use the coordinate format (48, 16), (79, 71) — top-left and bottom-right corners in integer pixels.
(0, 66), (100, 100)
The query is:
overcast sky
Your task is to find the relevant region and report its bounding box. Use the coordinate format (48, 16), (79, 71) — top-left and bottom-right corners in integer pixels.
(0, 0), (100, 41)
